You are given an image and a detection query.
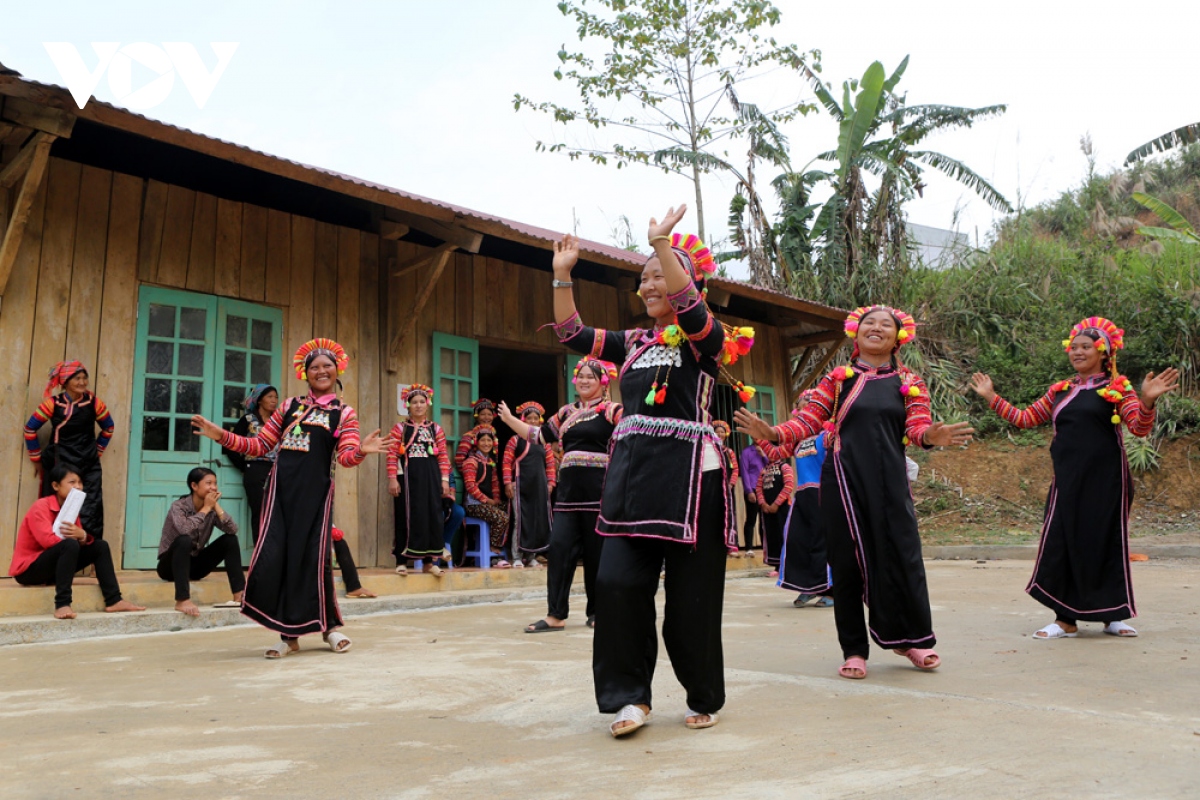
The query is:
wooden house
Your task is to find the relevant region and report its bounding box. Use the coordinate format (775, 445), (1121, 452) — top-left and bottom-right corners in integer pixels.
(0, 73), (846, 574)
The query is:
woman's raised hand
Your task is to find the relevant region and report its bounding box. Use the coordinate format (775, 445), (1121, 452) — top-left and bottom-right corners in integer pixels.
(969, 373), (996, 404)
(1141, 367), (1180, 407)
(552, 234), (580, 277)
(496, 401), (516, 427)
(191, 415), (225, 442)
(923, 421), (974, 448)
(648, 204), (687, 242)
(733, 408), (778, 443)
(359, 429), (396, 455)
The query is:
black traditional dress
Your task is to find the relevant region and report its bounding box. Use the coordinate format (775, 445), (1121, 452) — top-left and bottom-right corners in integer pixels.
(224, 411), (277, 544)
(756, 460), (794, 567)
(763, 362), (936, 659)
(503, 435), (555, 555)
(527, 398), (622, 620)
(24, 392), (114, 539)
(219, 393), (367, 637)
(990, 375), (1154, 622)
(387, 420), (449, 560)
(778, 434), (831, 594)
(463, 451), (510, 549)
(555, 277), (734, 716)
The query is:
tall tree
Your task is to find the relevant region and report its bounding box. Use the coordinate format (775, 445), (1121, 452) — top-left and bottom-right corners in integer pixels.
(514, 0), (818, 242)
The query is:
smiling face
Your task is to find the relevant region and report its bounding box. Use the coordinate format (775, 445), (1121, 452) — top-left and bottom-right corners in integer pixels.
(65, 370), (89, 398)
(306, 355), (337, 394)
(522, 409), (542, 425)
(476, 407), (495, 426)
(189, 472), (218, 501)
(407, 393), (429, 419)
(476, 432), (495, 455)
(574, 365), (603, 402)
(639, 257), (673, 321)
(857, 310), (899, 357)
(1069, 334), (1104, 375)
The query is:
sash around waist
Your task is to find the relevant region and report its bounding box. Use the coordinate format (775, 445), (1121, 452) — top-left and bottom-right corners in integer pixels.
(560, 451), (609, 470)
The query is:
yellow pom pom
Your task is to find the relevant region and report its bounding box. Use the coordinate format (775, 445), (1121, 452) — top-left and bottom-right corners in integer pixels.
(1111, 414), (1121, 425)
(1061, 339), (1071, 349)
(908, 386), (920, 397)
(897, 329), (910, 342)
(841, 366), (855, 379)
(1096, 341), (1106, 351)
(902, 435), (910, 445)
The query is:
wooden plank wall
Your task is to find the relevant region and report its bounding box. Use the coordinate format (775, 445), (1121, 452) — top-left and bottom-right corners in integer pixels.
(0, 157), (796, 572)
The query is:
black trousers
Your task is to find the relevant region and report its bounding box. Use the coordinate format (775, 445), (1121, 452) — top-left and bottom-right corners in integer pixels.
(333, 538), (361, 593)
(15, 538), (122, 608)
(156, 534), (246, 601)
(593, 472), (727, 715)
(243, 461), (272, 544)
(741, 492), (759, 550)
(546, 510), (603, 620)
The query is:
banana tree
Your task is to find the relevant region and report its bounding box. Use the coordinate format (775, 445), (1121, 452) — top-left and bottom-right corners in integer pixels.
(1132, 191), (1200, 245)
(1125, 123), (1200, 165)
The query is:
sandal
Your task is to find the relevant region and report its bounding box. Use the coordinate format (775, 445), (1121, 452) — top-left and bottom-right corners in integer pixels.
(684, 710), (718, 729)
(323, 631), (352, 653)
(524, 619), (565, 633)
(893, 648), (940, 670)
(265, 639), (298, 659)
(812, 596), (834, 608)
(793, 594), (816, 607)
(423, 563), (444, 577)
(838, 656), (867, 680)
(493, 560), (511, 569)
(1103, 621), (1138, 637)
(1033, 622), (1078, 640)
(513, 560), (525, 569)
(395, 564), (408, 576)
(610, 705), (650, 738)
(346, 588), (377, 598)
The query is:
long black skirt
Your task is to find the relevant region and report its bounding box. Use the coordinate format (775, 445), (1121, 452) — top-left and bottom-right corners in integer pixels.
(779, 486), (829, 593)
(395, 454), (445, 559)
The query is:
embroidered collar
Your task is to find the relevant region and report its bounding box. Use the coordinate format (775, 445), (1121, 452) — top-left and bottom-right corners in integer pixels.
(852, 358), (896, 375)
(1072, 374), (1110, 389)
(307, 392), (338, 408)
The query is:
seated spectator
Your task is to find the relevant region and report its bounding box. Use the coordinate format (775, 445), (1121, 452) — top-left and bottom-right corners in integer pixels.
(331, 524), (376, 597)
(462, 426), (511, 567)
(157, 467), (245, 617)
(9, 463), (146, 619)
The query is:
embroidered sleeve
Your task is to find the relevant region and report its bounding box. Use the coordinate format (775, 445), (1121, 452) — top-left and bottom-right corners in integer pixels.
(455, 429), (475, 473)
(544, 441), (557, 486)
(334, 406), (366, 468)
(754, 472), (768, 508)
(768, 374), (836, 450)
(990, 387), (1055, 430)
(1119, 386), (1156, 437)
(23, 398), (55, 462)
(463, 457), (488, 503)
(780, 463), (795, 503)
(536, 407), (567, 445)
(434, 424), (450, 480)
(902, 374), (934, 448)
(220, 405), (285, 458)
(223, 415), (251, 472)
(386, 423), (404, 479)
(606, 402), (624, 426)
(552, 311), (628, 364)
(669, 286), (724, 358)
(726, 447), (739, 487)
(490, 461), (501, 501)
(502, 438), (518, 486)
(93, 396), (115, 455)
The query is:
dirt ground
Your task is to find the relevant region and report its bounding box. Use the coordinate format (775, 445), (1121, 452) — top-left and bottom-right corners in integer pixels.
(912, 433), (1200, 545)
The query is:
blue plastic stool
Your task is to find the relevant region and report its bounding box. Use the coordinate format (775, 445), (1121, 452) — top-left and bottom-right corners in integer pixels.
(462, 518), (500, 569)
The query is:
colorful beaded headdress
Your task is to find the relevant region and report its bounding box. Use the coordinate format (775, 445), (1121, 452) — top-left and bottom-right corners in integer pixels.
(44, 360), (87, 398)
(472, 424), (497, 441)
(1064, 317), (1124, 362)
(573, 358), (618, 386)
(516, 401), (545, 420)
(843, 305), (917, 354)
(471, 398), (496, 417)
(401, 383), (434, 403)
(293, 338), (348, 380)
(712, 419), (731, 437)
(244, 383), (277, 412)
(669, 232), (717, 290)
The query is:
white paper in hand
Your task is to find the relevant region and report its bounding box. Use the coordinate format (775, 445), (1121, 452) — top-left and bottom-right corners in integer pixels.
(53, 488), (86, 537)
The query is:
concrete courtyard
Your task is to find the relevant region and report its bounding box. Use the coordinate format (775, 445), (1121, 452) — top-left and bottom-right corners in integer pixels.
(2, 559), (1198, 799)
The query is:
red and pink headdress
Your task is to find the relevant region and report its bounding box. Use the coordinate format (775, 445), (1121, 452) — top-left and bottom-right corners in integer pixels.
(44, 360), (87, 398)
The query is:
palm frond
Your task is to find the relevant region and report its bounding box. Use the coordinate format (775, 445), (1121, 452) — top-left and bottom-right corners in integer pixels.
(836, 61), (886, 180)
(911, 150), (1014, 212)
(799, 63), (842, 120)
(1125, 122), (1200, 164)
(652, 146), (737, 176)
(882, 55), (910, 93)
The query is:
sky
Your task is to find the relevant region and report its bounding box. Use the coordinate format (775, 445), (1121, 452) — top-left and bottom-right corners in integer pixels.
(4, 1), (1198, 277)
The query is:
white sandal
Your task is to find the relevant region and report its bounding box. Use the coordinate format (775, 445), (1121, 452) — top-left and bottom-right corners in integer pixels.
(610, 705), (650, 738)
(1033, 622), (1078, 640)
(685, 709), (718, 729)
(323, 631), (352, 653)
(395, 564), (408, 576)
(265, 639), (296, 659)
(1103, 621), (1138, 637)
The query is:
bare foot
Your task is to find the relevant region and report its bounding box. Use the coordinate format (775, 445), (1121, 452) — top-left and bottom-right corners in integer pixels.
(54, 606), (77, 620)
(106, 599), (147, 613)
(612, 704), (651, 734)
(347, 588), (377, 598)
(175, 599), (201, 617)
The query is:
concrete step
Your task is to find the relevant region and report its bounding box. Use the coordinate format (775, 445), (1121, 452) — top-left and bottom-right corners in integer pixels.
(0, 556), (774, 645)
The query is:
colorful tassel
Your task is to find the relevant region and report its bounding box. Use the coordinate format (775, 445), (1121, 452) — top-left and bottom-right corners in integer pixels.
(645, 383), (658, 406)
(1111, 414), (1121, 425)
(654, 385), (667, 404)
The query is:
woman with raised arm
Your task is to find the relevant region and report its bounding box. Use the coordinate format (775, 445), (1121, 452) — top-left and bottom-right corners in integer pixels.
(499, 361), (621, 632)
(192, 338), (393, 657)
(736, 306), (973, 681)
(971, 317), (1178, 640)
(547, 205), (746, 737)
(24, 361), (115, 540)
(502, 402), (557, 568)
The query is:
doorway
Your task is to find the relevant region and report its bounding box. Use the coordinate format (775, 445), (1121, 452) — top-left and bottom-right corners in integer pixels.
(478, 345), (562, 450)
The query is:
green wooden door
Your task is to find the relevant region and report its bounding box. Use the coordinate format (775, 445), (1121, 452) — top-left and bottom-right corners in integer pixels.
(432, 333), (478, 497)
(123, 287), (282, 569)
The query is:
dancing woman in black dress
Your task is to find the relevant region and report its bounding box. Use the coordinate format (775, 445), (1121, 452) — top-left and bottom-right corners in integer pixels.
(192, 338), (393, 657)
(971, 317), (1178, 639)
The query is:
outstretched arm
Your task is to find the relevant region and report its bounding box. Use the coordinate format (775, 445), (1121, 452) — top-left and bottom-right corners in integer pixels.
(550, 234), (628, 363)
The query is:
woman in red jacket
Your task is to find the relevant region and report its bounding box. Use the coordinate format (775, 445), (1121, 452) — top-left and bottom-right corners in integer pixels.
(462, 426), (511, 566)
